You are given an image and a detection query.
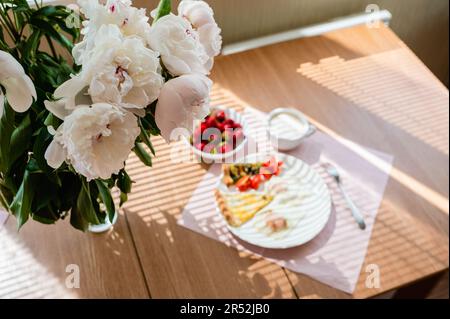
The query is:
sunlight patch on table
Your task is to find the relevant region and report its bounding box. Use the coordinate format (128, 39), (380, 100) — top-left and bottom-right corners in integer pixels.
(0, 229), (77, 298)
(297, 49), (449, 156)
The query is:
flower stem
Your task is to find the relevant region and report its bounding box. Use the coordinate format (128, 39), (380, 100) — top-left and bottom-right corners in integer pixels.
(0, 2), (19, 41)
(45, 35), (58, 59)
(0, 190), (10, 213)
(0, 16), (15, 43)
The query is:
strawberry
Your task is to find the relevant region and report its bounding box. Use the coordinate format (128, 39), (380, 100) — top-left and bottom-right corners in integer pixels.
(206, 116), (216, 128)
(208, 131), (222, 143)
(200, 122), (208, 133)
(216, 122), (226, 132)
(216, 110), (226, 122)
(223, 123), (234, 131)
(224, 119), (234, 126)
(220, 144), (233, 154)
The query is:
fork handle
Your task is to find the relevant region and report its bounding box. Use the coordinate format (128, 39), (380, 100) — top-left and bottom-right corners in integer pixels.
(337, 183), (366, 230)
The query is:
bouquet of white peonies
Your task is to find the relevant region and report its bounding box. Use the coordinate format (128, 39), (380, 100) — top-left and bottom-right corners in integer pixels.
(0, 0), (222, 231)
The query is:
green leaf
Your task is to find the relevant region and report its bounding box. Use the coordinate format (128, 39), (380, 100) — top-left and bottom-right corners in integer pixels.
(30, 171), (59, 216)
(37, 51), (60, 68)
(10, 169), (34, 229)
(70, 200), (88, 232)
(33, 6), (58, 17)
(58, 172), (81, 213)
(9, 114), (32, 167)
(32, 127), (62, 186)
(26, 158), (43, 174)
(32, 213), (56, 225)
(0, 190), (10, 213)
(141, 117), (160, 136)
(0, 1), (87, 230)
(142, 103), (161, 136)
(22, 29), (41, 61)
(95, 180), (115, 223)
(76, 180), (100, 225)
(0, 103), (15, 173)
(32, 128), (62, 186)
(117, 170), (132, 194)
(12, 3), (31, 14)
(44, 112), (60, 127)
(119, 192), (128, 207)
(139, 119), (156, 156)
(49, 12), (80, 41)
(29, 16), (73, 51)
(89, 181), (106, 224)
(0, 22), (6, 44)
(134, 142), (152, 167)
(153, 0), (171, 24)
(117, 170), (132, 207)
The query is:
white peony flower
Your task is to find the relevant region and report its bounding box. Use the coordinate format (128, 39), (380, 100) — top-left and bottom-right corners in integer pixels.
(73, 0), (151, 65)
(155, 74), (212, 142)
(0, 51), (36, 117)
(86, 25), (164, 109)
(147, 14), (209, 76)
(178, 0), (215, 29)
(44, 74), (87, 120)
(45, 103), (140, 181)
(196, 22), (222, 71)
(66, 3), (80, 14)
(178, 0), (222, 72)
(46, 24), (164, 118)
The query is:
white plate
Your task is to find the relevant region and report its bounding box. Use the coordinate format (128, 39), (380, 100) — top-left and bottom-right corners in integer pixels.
(216, 153), (331, 249)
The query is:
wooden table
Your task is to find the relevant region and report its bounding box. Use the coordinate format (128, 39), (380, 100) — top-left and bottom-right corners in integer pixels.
(0, 24), (448, 299)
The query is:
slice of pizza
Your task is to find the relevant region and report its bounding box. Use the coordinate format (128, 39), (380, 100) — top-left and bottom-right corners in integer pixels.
(215, 190), (274, 227)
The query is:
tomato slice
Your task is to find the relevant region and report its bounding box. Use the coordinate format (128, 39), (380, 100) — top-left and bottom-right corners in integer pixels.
(259, 167), (273, 180)
(250, 175), (262, 190)
(260, 157), (281, 178)
(236, 176), (250, 192)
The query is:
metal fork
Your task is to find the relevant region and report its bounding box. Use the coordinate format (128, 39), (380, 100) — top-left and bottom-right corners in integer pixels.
(326, 164), (366, 230)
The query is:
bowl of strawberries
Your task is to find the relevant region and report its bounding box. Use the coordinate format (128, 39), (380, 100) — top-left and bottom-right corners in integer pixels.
(187, 107), (248, 161)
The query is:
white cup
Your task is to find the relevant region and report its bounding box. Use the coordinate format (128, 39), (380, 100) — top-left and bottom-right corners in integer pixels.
(267, 108), (316, 151)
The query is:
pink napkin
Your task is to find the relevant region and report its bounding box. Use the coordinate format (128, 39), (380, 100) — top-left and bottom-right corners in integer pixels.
(178, 108), (394, 293)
